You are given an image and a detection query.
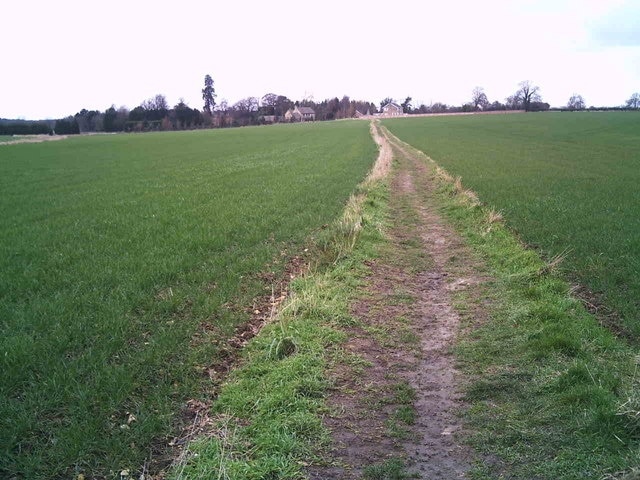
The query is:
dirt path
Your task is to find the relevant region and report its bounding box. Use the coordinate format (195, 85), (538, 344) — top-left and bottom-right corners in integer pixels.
(309, 123), (486, 478)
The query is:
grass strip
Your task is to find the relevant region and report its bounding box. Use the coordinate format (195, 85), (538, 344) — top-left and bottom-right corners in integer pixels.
(170, 125), (390, 479)
(385, 130), (640, 479)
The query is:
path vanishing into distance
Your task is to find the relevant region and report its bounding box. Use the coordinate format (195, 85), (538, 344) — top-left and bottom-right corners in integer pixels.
(308, 122), (487, 478)
(5, 117), (638, 479)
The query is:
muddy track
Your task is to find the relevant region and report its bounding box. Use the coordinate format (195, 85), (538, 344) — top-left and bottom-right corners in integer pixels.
(309, 123), (487, 478)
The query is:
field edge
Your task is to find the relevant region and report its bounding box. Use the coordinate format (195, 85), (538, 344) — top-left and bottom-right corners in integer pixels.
(382, 128), (640, 479)
(166, 122), (392, 479)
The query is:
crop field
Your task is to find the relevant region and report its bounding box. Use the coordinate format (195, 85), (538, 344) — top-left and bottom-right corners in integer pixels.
(0, 121), (376, 478)
(384, 112), (640, 335)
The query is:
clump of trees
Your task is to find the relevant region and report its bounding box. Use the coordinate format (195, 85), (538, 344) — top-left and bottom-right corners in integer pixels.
(0, 119), (51, 135)
(312, 96), (377, 120)
(125, 94), (205, 132)
(401, 97), (413, 113)
(223, 94), (377, 126)
(567, 94), (586, 111)
(103, 106), (130, 132)
(626, 93), (640, 109)
(504, 81), (549, 112)
(54, 117), (80, 134)
(259, 93), (294, 118)
(471, 87), (489, 110)
(410, 82), (550, 115)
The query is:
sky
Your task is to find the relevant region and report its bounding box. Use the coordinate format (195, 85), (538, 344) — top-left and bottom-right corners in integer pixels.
(2, 0), (639, 119)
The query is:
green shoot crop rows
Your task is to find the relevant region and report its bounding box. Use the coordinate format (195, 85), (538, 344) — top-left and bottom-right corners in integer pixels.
(0, 121), (376, 478)
(384, 112), (640, 335)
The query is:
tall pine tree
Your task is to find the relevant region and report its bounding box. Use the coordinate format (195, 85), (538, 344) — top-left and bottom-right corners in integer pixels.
(202, 74), (216, 114)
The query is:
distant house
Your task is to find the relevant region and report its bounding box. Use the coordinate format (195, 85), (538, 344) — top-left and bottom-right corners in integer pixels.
(381, 102), (403, 116)
(285, 106), (316, 122)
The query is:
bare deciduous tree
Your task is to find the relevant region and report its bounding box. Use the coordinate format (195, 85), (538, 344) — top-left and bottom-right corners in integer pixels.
(514, 80), (542, 112)
(505, 94), (521, 110)
(471, 87), (489, 110)
(430, 102), (448, 113)
(626, 92), (640, 109)
(141, 94), (168, 112)
(137, 94), (169, 121)
(233, 97), (259, 112)
(261, 93), (277, 106)
(340, 95), (354, 118)
(380, 97), (395, 110)
(230, 97), (259, 126)
(153, 94), (168, 111)
(567, 94), (586, 110)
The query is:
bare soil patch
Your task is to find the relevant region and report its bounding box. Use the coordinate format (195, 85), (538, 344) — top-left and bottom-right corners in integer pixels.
(309, 124), (488, 478)
(0, 134), (68, 145)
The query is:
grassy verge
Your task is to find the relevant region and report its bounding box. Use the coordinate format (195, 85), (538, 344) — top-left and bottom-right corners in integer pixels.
(169, 132), (390, 479)
(387, 131), (640, 479)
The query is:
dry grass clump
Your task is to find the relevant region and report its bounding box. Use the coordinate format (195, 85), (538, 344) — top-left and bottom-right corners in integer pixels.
(434, 166), (455, 184)
(450, 176), (481, 207)
(461, 188), (481, 207)
(331, 193), (365, 261)
(367, 121), (393, 184)
(482, 209), (504, 235)
(486, 209), (503, 224)
(616, 358), (640, 438)
(314, 121), (392, 266)
(537, 248), (571, 276)
(602, 468), (640, 480)
(453, 176), (464, 193)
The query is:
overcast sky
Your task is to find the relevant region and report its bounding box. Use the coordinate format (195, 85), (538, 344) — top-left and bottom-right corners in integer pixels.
(2, 0), (639, 119)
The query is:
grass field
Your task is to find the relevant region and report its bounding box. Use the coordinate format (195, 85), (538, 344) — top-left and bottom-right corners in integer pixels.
(0, 122), (376, 478)
(168, 122), (640, 479)
(379, 130), (639, 478)
(384, 112), (640, 335)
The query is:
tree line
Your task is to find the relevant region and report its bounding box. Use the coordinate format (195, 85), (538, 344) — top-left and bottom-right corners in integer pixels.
(2, 76), (639, 136)
(379, 82), (640, 115)
(0, 118), (52, 136)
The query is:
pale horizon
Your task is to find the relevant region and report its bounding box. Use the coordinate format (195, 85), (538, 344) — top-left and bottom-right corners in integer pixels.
(2, 0), (639, 120)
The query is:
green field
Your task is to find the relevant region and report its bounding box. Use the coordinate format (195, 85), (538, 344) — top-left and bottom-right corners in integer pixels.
(0, 122), (376, 478)
(384, 112), (640, 335)
(0, 135), (14, 142)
